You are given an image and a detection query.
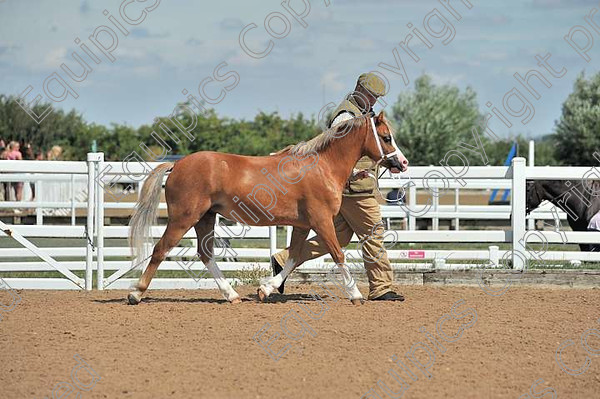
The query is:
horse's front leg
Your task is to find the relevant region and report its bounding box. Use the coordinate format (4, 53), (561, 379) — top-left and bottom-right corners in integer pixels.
(311, 217), (364, 305)
(258, 227), (309, 301)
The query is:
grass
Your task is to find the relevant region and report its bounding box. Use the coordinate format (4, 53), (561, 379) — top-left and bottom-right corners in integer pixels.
(231, 264), (271, 286)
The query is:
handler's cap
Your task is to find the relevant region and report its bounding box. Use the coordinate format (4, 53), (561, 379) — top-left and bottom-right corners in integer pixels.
(357, 72), (387, 97)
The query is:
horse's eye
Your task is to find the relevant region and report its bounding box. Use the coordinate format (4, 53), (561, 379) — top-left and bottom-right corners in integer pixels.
(383, 136), (392, 143)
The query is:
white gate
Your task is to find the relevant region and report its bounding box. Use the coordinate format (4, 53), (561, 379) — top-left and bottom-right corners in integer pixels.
(0, 155), (100, 289)
(0, 155), (599, 289)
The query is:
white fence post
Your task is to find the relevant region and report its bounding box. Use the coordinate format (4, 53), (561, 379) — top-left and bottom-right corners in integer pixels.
(96, 153), (105, 290)
(85, 153), (97, 290)
(528, 140), (535, 231)
(35, 180), (43, 225)
(488, 245), (499, 268)
(269, 226), (277, 256)
(432, 188), (439, 230)
(454, 188), (460, 230)
(511, 157), (526, 270)
(408, 184), (416, 231)
(528, 140), (535, 166)
(269, 226), (277, 258)
(70, 174), (76, 226)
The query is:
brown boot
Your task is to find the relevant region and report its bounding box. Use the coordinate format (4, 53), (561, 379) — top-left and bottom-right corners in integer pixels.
(372, 291), (405, 301)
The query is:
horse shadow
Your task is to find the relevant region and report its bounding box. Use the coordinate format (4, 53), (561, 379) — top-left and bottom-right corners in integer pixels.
(92, 292), (332, 305)
(93, 297), (239, 305)
(249, 292), (331, 304)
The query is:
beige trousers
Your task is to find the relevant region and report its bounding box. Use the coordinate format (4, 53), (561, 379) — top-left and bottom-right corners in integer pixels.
(273, 195), (394, 299)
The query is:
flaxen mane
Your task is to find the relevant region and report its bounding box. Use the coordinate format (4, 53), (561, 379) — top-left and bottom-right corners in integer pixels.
(273, 113), (393, 156)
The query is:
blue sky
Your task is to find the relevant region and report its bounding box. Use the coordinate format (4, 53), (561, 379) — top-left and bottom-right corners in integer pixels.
(1, 0), (600, 138)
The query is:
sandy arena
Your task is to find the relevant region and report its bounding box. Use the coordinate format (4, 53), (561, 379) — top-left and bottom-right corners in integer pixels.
(1, 284), (599, 398)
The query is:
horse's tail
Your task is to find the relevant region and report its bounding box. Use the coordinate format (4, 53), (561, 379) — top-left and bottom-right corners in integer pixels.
(128, 162), (174, 266)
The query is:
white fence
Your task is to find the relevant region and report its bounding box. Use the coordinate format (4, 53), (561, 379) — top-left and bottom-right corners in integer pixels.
(0, 154), (599, 290)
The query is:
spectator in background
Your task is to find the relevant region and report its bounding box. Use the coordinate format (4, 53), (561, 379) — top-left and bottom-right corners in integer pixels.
(23, 143), (36, 201)
(6, 141), (22, 162)
(6, 141), (23, 211)
(386, 188), (405, 205)
(0, 139), (8, 201)
(47, 145), (63, 161)
(384, 188), (406, 230)
(0, 140), (6, 201)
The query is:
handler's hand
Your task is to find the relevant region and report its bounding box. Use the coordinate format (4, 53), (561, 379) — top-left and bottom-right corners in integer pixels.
(352, 170), (371, 180)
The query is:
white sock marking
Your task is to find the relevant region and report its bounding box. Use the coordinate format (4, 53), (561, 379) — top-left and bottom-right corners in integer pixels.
(205, 258), (240, 302)
(260, 258), (295, 298)
(339, 264), (362, 300)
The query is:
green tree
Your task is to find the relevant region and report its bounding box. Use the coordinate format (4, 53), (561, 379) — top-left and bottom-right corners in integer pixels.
(555, 72), (600, 165)
(534, 135), (558, 166)
(0, 96), (333, 161)
(97, 124), (142, 161)
(0, 95), (90, 159)
(483, 135), (558, 166)
(391, 75), (484, 165)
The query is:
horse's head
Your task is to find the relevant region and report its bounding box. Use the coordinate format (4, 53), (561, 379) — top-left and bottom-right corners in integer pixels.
(363, 111), (408, 173)
(526, 180), (544, 214)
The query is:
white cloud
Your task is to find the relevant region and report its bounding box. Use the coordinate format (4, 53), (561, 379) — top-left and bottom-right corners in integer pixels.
(428, 72), (466, 85)
(42, 47), (67, 69)
(320, 71), (345, 92)
(479, 51), (510, 62)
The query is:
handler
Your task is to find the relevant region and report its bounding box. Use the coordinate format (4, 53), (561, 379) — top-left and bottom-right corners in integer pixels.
(587, 210), (600, 251)
(271, 73), (404, 301)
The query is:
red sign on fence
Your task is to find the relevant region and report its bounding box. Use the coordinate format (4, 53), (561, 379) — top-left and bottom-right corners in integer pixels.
(408, 250), (425, 259)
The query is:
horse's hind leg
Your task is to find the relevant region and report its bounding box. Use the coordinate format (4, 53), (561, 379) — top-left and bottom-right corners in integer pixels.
(195, 212), (241, 304)
(128, 215), (198, 305)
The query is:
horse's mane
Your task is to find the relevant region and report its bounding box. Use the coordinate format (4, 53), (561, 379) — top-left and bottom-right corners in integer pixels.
(273, 113), (393, 156)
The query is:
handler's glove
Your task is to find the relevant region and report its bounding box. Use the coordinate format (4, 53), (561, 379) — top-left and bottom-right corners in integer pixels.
(350, 169), (376, 181)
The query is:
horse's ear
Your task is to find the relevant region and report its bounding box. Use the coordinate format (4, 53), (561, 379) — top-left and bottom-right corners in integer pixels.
(376, 110), (385, 121)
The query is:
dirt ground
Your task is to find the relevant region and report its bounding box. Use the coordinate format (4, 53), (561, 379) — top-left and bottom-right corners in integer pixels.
(1, 284), (599, 399)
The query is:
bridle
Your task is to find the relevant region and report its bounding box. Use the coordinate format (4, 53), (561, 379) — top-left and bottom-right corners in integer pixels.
(369, 117), (402, 165)
(368, 116), (412, 203)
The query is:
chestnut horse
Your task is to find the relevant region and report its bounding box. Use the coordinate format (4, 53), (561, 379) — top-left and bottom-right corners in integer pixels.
(127, 111), (408, 305)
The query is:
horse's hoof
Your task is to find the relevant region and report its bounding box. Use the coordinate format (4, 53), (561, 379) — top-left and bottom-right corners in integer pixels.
(351, 298), (364, 306)
(257, 288), (268, 302)
(231, 297), (242, 304)
(127, 291), (142, 305)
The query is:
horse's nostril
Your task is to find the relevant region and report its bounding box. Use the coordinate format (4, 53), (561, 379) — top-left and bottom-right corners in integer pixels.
(403, 160), (408, 165)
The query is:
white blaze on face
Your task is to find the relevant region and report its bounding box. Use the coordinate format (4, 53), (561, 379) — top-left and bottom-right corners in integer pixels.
(389, 133), (408, 171)
(370, 117), (409, 172)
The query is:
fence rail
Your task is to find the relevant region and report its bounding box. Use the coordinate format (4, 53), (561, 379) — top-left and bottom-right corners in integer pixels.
(1, 154), (599, 290)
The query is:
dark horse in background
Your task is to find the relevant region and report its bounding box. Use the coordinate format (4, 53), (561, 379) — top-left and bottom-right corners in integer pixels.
(526, 180), (600, 251)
